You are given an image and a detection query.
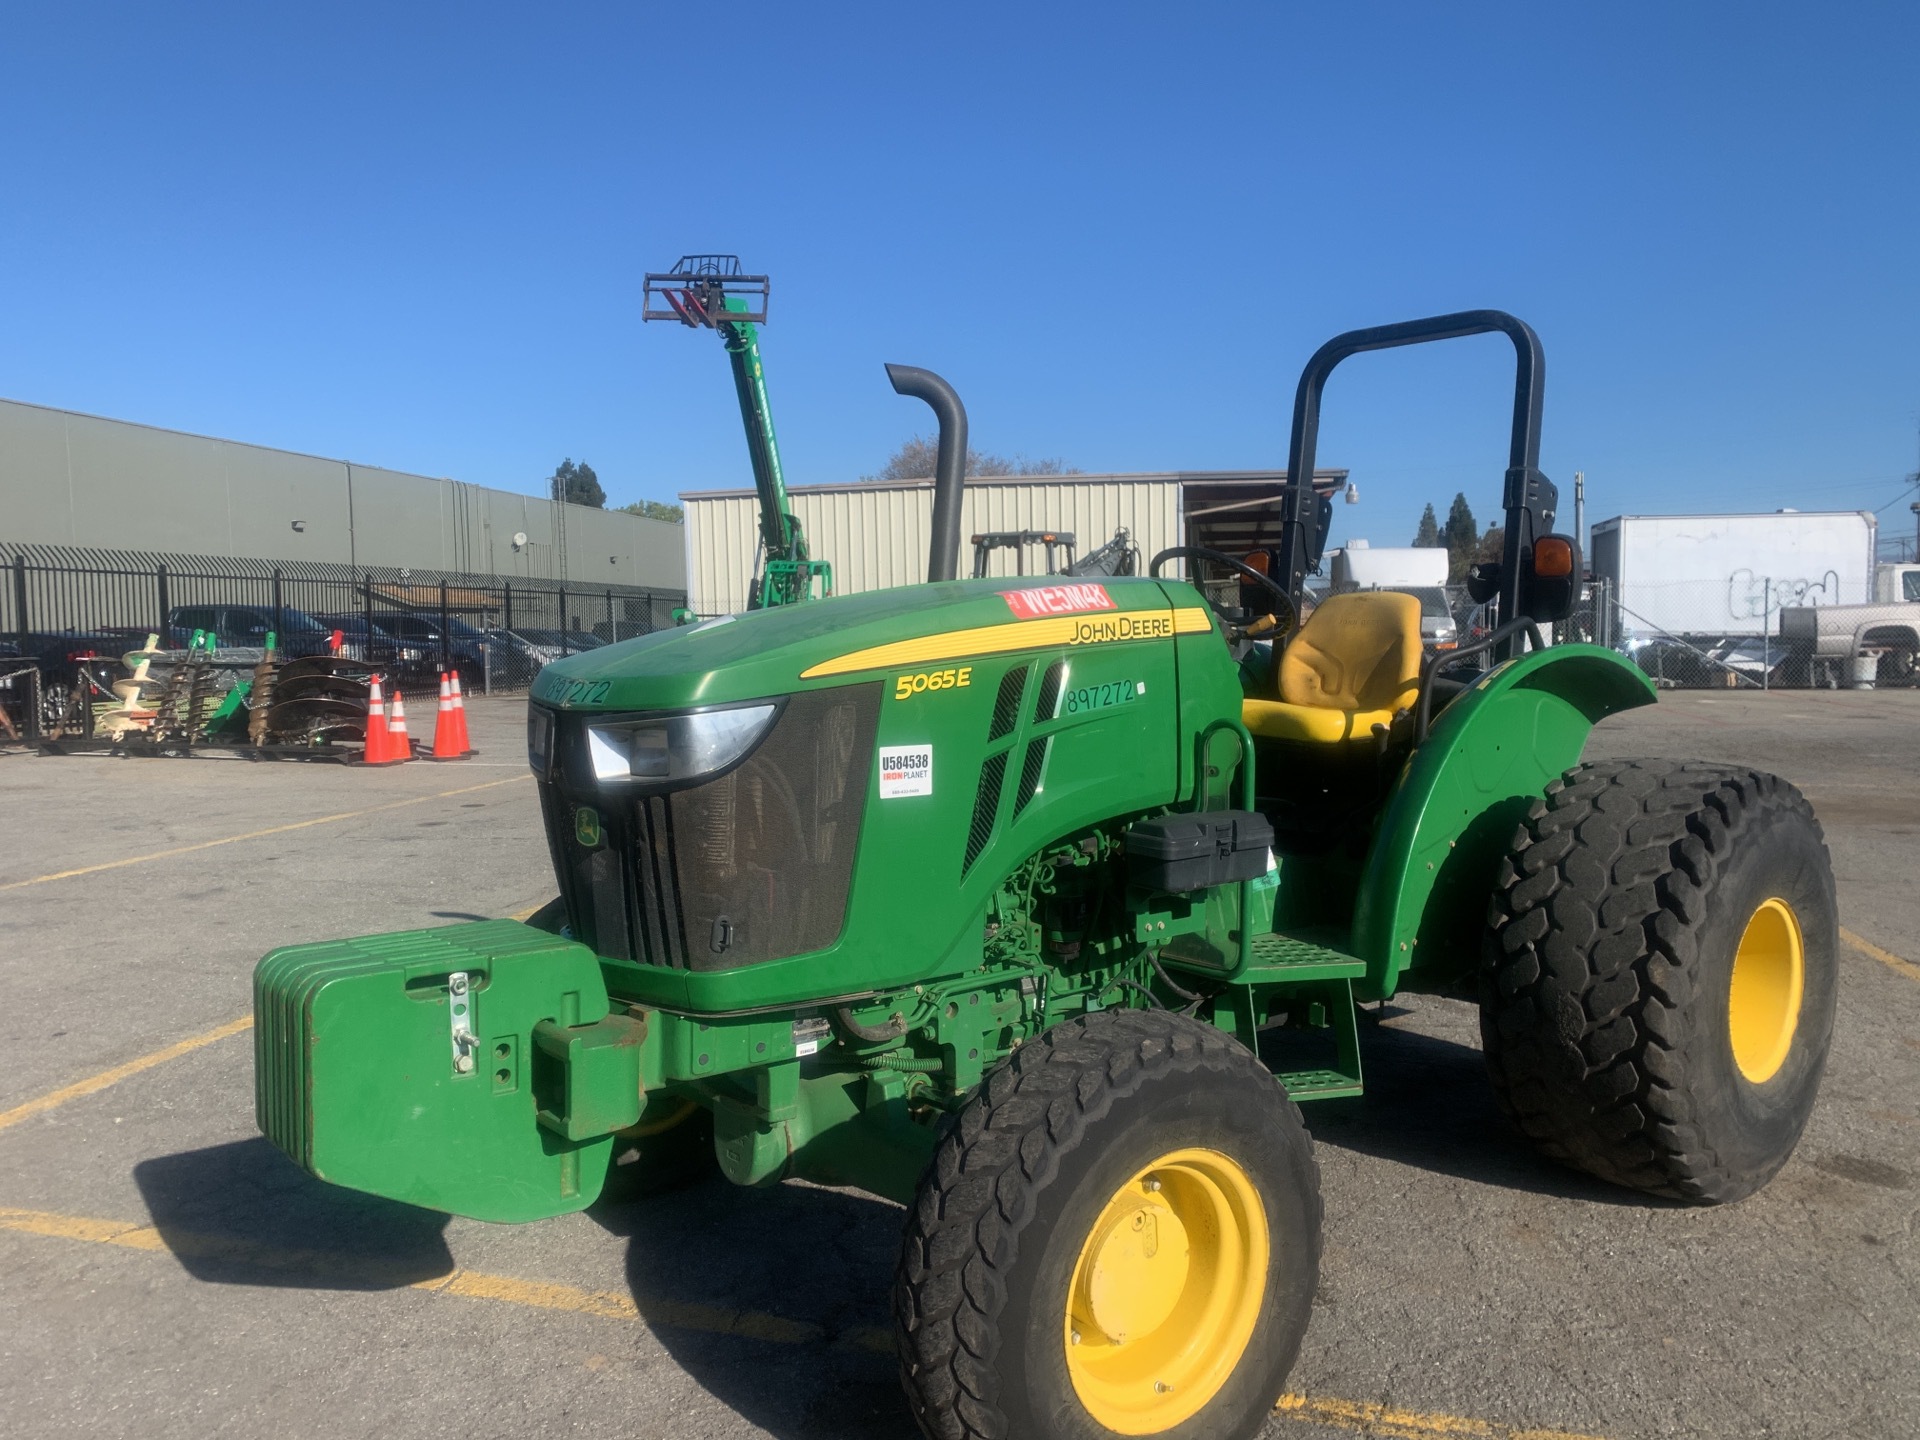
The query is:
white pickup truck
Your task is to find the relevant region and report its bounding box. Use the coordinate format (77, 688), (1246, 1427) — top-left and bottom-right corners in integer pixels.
(1326, 543), (1458, 648)
(1779, 562), (1920, 685)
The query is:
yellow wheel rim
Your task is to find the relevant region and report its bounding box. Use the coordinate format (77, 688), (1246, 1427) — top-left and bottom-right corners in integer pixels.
(1728, 897), (1805, 1084)
(1063, 1147), (1268, 1434)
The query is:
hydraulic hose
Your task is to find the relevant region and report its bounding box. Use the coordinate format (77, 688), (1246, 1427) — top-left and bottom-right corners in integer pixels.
(833, 1003), (908, 1045)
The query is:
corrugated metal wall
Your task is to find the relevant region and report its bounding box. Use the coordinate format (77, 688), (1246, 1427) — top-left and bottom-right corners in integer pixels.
(683, 474), (1184, 614)
(0, 396), (686, 588)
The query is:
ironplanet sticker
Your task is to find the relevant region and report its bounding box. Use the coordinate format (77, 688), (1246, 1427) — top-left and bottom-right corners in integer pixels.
(1000, 583), (1116, 620)
(879, 744), (933, 798)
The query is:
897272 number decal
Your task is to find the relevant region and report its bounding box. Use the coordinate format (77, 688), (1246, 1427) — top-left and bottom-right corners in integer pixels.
(1062, 680), (1144, 715)
(536, 676), (612, 706)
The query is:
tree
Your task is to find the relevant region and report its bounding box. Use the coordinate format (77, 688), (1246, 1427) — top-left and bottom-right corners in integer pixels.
(621, 499), (684, 524)
(1412, 503), (1441, 548)
(550, 458), (605, 508)
(1441, 492), (1479, 583)
(867, 435), (1081, 481)
(1476, 525), (1506, 564)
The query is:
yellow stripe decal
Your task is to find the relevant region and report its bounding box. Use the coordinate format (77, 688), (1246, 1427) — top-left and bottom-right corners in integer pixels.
(801, 606), (1213, 680)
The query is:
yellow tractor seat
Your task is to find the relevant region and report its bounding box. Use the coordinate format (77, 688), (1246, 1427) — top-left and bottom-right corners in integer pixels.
(1241, 591), (1424, 744)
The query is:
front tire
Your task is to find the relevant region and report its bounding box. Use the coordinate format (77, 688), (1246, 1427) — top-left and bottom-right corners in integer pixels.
(894, 1009), (1319, 1440)
(1481, 761), (1838, 1204)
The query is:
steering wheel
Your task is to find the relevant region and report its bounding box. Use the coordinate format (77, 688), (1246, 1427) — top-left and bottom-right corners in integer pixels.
(1148, 545), (1300, 640)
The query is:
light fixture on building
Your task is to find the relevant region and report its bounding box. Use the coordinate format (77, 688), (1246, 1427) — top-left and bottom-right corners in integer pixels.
(512, 531), (529, 552)
(290, 519), (306, 532)
(1344, 482), (1359, 505)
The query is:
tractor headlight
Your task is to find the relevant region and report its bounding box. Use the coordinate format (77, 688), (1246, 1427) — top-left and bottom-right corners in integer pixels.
(586, 703), (778, 785)
(527, 705), (555, 777)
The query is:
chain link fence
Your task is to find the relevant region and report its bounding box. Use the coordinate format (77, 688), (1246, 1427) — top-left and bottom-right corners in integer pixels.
(1, 543), (687, 736)
(1552, 578), (1915, 690)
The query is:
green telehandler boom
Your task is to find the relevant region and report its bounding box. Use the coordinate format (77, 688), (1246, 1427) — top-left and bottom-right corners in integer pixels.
(254, 311), (1838, 1440)
(643, 254), (831, 610)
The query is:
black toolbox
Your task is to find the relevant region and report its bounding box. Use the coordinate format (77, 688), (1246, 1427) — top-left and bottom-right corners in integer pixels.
(1125, 811), (1274, 893)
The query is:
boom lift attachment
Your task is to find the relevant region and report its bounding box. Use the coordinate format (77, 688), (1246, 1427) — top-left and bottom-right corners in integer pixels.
(643, 255), (832, 609)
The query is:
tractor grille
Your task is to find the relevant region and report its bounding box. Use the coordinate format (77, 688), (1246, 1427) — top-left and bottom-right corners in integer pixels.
(987, 665), (1029, 741)
(963, 751), (1008, 875)
(1034, 660), (1065, 723)
(1013, 737), (1049, 817)
(538, 683), (880, 971)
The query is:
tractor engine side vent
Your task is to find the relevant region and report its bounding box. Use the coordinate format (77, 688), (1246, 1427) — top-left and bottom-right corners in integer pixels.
(1013, 737), (1049, 817)
(963, 750), (1008, 875)
(1034, 661), (1065, 724)
(987, 665), (1029, 742)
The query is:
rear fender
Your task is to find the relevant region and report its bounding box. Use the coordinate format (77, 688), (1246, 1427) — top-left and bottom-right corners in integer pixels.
(1351, 645), (1655, 999)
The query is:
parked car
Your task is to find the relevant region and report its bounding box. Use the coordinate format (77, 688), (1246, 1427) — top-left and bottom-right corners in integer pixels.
(501, 629), (606, 666)
(311, 615), (428, 672)
(370, 613), (492, 678)
(166, 604), (354, 659)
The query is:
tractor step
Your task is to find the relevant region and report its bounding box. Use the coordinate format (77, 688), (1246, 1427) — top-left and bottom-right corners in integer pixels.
(1275, 1068), (1365, 1101)
(1239, 928), (1368, 984)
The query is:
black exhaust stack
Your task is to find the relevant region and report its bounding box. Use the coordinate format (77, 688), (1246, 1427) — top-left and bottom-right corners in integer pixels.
(886, 364), (968, 584)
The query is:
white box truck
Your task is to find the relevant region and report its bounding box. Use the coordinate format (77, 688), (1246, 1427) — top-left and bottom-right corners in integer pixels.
(1585, 511), (1882, 686)
(1589, 512), (1877, 644)
(1325, 542), (1457, 647)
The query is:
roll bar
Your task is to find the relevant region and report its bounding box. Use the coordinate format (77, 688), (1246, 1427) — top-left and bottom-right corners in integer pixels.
(1273, 311), (1558, 658)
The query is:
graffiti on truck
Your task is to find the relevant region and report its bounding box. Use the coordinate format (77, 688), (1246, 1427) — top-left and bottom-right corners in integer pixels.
(1727, 569), (1842, 621)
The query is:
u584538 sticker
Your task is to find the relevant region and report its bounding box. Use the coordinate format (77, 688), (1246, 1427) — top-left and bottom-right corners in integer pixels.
(878, 745), (933, 798)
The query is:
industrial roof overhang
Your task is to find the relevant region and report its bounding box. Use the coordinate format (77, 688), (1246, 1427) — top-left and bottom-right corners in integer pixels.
(1177, 471), (1349, 557)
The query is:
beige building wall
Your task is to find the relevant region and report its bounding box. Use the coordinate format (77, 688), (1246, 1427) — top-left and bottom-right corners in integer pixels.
(683, 473), (1186, 615)
(0, 396), (686, 588)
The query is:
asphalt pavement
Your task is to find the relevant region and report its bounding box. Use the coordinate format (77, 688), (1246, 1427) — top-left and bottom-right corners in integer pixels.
(1, 689), (1915, 1440)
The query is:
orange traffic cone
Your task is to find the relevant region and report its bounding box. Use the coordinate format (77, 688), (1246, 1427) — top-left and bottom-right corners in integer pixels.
(427, 671), (470, 761)
(447, 670), (476, 756)
(386, 689), (415, 762)
(360, 675), (402, 765)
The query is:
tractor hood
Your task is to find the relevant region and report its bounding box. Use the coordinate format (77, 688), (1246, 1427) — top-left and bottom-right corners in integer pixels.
(531, 575), (1205, 713)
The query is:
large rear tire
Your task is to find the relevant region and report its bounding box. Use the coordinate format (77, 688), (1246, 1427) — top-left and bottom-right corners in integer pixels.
(1481, 760), (1837, 1204)
(894, 1009), (1319, 1440)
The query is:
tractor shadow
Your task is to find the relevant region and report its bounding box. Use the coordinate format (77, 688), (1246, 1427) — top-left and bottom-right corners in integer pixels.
(131, 1138), (455, 1288)
(591, 1175), (911, 1440)
(1288, 1008), (1667, 1207)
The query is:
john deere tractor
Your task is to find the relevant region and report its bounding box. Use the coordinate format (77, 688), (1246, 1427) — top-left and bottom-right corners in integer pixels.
(255, 313), (1837, 1440)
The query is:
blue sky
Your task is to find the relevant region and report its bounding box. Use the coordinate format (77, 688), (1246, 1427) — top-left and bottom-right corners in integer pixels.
(2, 3), (1916, 554)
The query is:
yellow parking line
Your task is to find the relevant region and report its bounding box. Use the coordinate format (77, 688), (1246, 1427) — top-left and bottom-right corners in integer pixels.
(0, 1204), (890, 1352)
(0, 1203), (1607, 1435)
(1841, 927), (1920, 984)
(0, 774), (531, 892)
(1275, 1392), (1605, 1439)
(0, 1016), (253, 1135)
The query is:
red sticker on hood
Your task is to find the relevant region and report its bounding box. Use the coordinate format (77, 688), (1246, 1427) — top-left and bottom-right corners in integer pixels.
(1000, 583), (1117, 620)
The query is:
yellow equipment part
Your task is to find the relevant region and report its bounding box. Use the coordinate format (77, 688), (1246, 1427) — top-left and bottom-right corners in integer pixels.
(1729, 896), (1804, 1084)
(1063, 1147), (1269, 1434)
(1242, 591), (1423, 744)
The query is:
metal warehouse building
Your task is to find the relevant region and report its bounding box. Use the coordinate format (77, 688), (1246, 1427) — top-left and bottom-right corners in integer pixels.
(681, 469), (1347, 615)
(0, 395), (684, 588)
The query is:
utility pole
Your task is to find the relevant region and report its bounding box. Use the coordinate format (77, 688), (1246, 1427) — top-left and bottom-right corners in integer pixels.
(1573, 471), (1585, 560)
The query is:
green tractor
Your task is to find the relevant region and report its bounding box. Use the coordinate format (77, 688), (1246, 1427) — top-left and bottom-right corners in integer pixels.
(255, 313), (1837, 1440)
